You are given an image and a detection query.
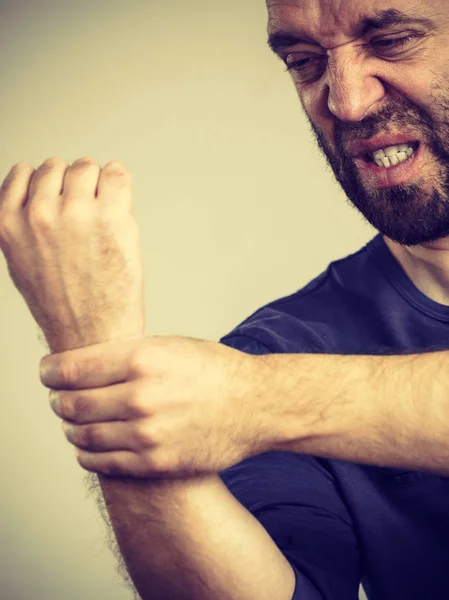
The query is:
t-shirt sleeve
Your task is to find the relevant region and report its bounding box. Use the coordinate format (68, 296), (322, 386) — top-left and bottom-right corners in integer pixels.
(218, 334), (362, 599)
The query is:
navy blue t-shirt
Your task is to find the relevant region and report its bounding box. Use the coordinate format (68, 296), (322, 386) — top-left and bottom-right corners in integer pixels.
(218, 233), (449, 600)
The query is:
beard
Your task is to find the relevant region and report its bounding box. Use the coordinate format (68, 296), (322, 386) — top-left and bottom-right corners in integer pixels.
(305, 91), (449, 247)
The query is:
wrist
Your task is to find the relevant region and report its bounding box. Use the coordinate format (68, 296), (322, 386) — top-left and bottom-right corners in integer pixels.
(46, 327), (146, 354)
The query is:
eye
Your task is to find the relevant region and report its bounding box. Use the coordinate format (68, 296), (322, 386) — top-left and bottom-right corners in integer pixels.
(371, 34), (420, 50)
(283, 33), (421, 82)
(284, 56), (324, 73)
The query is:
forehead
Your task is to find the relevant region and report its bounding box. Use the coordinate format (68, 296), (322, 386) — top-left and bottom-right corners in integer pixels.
(267, 0), (443, 44)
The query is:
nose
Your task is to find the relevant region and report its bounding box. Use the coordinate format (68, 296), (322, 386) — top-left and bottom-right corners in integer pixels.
(325, 50), (386, 122)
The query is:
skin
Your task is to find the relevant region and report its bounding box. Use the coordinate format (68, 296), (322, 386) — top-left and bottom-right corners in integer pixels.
(267, 0), (449, 305)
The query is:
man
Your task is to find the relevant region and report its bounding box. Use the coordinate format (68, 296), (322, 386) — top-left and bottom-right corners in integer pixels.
(217, 2), (449, 599)
(2, 1), (449, 600)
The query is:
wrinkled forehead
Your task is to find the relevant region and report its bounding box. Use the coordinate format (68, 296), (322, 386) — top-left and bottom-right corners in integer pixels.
(266, 0), (443, 45)
(267, 0), (377, 42)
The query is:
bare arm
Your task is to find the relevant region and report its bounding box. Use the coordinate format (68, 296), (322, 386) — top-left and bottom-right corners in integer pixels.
(263, 350), (449, 476)
(65, 347), (449, 600)
(96, 345), (437, 600)
(96, 473), (296, 600)
(57, 346), (449, 600)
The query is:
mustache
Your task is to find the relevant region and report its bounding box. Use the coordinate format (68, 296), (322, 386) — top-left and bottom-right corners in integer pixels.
(335, 102), (435, 154)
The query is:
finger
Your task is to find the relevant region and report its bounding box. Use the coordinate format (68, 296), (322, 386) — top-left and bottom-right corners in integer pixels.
(62, 419), (145, 453)
(76, 449), (156, 478)
(27, 157), (68, 204)
(96, 161), (133, 207)
(39, 335), (145, 389)
(61, 158), (101, 204)
(50, 380), (145, 424)
(0, 163), (35, 212)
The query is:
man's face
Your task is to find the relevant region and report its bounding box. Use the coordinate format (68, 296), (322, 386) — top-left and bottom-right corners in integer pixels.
(267, 0), (449, 247)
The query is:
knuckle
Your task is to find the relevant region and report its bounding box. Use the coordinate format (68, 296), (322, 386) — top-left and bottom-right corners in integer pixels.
(150, 450), (171, 475)
(12, 162), (34, 172)
(104, 161), (127, 173)
(59, 394), (76, 421)
(141, 451), (158, 474)
(102, 164), (132, 186)
(42, 157), (67, 166)
(128, 346), (150, 376)
(57, 360), (80, 388)
(104, 458), (121, 476)
(70, 157), (98, 170)
(71, 394), (89, 423)
(87, 425), (103, 448)
(134, 422), (153, 446)
(128, 384), (150, 416)
(75, 427), (87, 448)
(38, 157), (67, 174)
(1, 163), (33, 195)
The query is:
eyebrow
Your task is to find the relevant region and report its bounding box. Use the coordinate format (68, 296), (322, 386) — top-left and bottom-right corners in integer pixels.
(267, 8), (436, 54)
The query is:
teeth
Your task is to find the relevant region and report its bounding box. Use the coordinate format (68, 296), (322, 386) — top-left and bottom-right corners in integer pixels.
(371, 143), (415, 160)
(371, 143), (417, 167)
(385, 145), (400, 157)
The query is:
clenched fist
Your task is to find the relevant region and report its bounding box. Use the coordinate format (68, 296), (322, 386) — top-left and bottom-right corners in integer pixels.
(0, 157), (146, 353)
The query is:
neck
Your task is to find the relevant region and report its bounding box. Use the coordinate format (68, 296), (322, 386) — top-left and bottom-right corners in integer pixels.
(384, 235), (449, 306)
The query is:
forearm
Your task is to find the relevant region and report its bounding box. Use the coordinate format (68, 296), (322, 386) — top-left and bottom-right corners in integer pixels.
(265, 350), (449, 476)
(45, 334), (295, 600)
(96, 473), (295, 600)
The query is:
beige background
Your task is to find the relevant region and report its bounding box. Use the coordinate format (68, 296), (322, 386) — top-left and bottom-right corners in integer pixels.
(0, 1), (373, 598)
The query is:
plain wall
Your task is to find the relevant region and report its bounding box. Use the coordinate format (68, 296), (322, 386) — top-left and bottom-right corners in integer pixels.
(0, 1), (373, 598)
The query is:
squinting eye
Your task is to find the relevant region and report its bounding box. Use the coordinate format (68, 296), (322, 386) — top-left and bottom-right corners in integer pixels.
(284, 56), (324, 73)
(372, 34), (419, 49)
(284, 33), (420, 81)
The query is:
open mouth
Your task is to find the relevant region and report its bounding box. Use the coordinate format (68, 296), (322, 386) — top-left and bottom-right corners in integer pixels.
(354, 139), (424, 189)
(361, 141), (420, 167)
